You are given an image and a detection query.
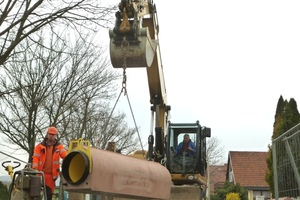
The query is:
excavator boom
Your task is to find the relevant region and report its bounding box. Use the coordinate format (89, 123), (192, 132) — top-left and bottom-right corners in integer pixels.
(109, 0), (169, 161)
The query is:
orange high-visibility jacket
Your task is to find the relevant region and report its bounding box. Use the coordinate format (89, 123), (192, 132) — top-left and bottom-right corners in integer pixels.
(32, 139), (67, 180)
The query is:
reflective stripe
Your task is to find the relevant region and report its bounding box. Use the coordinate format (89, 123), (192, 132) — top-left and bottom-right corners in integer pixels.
(53, 161), (60, 164)
(60, 149), (66, 153)
(32, 163), (38, 167)
(33, 153), (40, 157)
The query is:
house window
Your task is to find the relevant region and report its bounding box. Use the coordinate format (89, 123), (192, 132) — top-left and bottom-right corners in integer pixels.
(229, 171), (233, 183)
(253, 191), (271, 199)
(262, 191), (270, 198)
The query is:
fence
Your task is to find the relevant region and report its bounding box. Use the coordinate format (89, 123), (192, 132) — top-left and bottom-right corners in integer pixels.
(273, 123), (300, 199)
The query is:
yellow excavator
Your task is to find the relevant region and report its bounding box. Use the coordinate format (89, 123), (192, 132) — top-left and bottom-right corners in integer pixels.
(61, 0), (211, 199)
(109, 0), (211, 199)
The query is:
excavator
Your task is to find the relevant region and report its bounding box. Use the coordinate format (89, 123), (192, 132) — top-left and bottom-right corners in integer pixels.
(61, 0), (211, 199)
(108, 0), (211, 199)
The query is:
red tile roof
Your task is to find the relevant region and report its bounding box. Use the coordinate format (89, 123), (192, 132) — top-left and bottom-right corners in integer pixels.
(228, 151), (269, 188)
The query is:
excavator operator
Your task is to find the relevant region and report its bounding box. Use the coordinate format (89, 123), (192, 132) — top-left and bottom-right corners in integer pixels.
(176, 134), (196, 157)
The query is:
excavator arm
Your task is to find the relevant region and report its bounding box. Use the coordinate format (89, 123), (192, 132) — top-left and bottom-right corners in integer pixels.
(109, 0), (169, 161)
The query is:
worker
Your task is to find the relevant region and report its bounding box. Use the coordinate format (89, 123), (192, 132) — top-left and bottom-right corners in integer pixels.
(32, 126), (68, 200)
(176, 134), (196, 157)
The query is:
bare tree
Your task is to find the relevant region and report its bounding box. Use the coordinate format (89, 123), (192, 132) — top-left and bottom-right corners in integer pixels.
(0, 30), (140, 163)
(0, 0), (115, 65)
(0, 33), (61, 156)
(206, 136), (226, 165)
(93, 111), (141, 154)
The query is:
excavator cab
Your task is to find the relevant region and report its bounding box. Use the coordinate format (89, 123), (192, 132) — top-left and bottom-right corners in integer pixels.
(166, 121), (211, 185)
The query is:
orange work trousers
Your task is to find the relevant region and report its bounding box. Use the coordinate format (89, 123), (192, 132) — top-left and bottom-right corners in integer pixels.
(44, 173), (55, 193)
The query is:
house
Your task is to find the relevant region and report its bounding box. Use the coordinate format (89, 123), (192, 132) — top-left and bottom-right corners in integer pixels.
(209, 164), (227, 194)
(226, 151), (270, 200)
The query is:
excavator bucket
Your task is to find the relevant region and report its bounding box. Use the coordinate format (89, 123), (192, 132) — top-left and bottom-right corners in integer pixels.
(109, 28), (157, 68)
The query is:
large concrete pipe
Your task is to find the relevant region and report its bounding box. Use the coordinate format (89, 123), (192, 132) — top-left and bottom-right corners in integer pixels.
(62, 139), (171, 200)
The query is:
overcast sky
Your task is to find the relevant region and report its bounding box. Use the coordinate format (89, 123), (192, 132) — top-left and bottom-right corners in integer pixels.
(1, 0), (300, 175)
(107, 0), (300, 162)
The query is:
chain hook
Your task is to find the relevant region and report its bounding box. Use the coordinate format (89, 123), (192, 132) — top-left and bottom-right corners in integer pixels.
(121, 37), (129, 95)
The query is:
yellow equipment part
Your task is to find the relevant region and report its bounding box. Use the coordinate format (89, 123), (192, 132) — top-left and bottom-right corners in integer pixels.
(171, 173), (207, 186)
(128, 150), (148, 159)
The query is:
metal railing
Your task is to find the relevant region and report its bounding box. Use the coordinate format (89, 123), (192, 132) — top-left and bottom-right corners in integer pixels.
(273, 123), (300, 199)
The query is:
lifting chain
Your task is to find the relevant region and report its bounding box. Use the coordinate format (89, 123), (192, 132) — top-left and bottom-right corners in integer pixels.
(121, 37), (129, 95)
(120, 37), (145, 155)
(97, 37), (145, 154)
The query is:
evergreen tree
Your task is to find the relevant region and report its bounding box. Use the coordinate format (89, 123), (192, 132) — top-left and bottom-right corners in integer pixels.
(0, 181), (9, 200)
(265, 145), (274, 197)
(265, 95), (300, 197)
(283, 98), (300, 131)
(272, 95), (285, 139)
